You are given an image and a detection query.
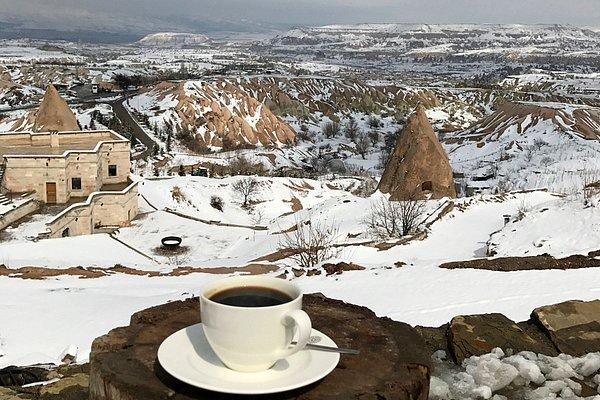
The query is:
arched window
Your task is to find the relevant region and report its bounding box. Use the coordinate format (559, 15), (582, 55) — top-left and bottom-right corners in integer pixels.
(62, 228), (70, 237)
(421, 181), (433, 191)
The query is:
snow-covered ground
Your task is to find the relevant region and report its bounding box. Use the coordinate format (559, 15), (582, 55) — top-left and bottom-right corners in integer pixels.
(0, 33), (600, 399)
(489, 195), (600, 257)
(431, 348), (600, 399)
(0, 43), (87, 63)
(1, 177), (600, 370)
(446, 102), (600, 195)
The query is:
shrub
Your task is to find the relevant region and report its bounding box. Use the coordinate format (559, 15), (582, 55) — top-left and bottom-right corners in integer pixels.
(367, 115), (381, 128)
(378, 128), (401, 169)
(352, 178), (378, 197)
(171, 186), (186, 203)
(322, 121), (341, 138)
(532, 138), (548, 151)
(279, 217), (341, 269)
(344, 118), (360, 141)
(540, 156), (553, 167)
(364, 196), (425, 239)
(228, 156), (267, 176)
(210, 195), (224, 211)
(297, 124), (314, 142)
(368, 129), (379, 145)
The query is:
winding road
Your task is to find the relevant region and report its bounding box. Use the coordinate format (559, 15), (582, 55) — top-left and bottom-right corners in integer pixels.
(110, 98), (158, 160)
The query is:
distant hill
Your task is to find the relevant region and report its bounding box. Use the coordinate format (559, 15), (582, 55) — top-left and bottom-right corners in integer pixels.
(137, 32), (210, 47)
(269, 24), (600, 65)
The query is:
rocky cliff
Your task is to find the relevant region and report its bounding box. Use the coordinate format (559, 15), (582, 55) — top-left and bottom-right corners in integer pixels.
(31, 84), (79, 132)
(447, 101), (600, 145)
(379, 105), (456, 200)
(129, 80), (296, 149)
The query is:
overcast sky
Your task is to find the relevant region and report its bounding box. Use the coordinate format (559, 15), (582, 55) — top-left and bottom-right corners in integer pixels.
(1, 0), (599, 32)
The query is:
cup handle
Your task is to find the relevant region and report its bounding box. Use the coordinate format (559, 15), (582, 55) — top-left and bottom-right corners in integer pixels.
(277, 309), (312, 359)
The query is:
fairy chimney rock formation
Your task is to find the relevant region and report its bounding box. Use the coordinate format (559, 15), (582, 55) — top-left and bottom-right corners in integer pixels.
(378, 105), (456, 200)
(33, 84), (79, 132)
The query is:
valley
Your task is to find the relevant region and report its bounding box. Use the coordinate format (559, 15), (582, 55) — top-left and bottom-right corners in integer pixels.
(0, 22), (600, 400)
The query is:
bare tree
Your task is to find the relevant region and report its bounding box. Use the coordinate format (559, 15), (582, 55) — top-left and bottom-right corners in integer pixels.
(228, 155), (267, 176)
(368, 129), (379, 146)
(355, 132), (371, 159)
(367, 115), (381, 128)
(364, 196), (425, 239)
(344, 118), (360, 141)
(279, 218), (341, 269)
(378, 128), (401, 169)
(232, 177), (259, 208)
(322, 121), (341, 138)
(582, 170), (600, 204)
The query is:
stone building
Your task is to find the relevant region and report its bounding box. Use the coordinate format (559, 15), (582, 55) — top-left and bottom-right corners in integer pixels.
(0, 129), (138, 237)
(1, 130), (131, 203)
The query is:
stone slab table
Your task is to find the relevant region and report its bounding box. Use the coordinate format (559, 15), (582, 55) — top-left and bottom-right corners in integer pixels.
(89, 294), (430, 400)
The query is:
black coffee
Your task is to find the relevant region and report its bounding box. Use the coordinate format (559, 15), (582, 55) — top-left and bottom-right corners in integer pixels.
(210, 286), (293, 307)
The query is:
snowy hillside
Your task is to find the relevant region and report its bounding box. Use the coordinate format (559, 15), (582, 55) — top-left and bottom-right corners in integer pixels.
(270, 24), (600, 62)
(137, 32), (210, 47)
(500, 71), (600, 100)
(488, 195), (600, 258)
(2, 24), (600, 399)
(127, 80), (296, 150)
(446, 102), (600, 194)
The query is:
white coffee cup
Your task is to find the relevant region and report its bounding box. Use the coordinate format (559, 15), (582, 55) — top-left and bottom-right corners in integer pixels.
(200, 276), (312, 372)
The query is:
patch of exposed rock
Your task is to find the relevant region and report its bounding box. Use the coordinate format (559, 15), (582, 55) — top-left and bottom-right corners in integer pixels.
(417, 299), (600, 367)
(378, 104), (456, 200)
(0, 364), (88, 400)
(448, 314), (558, 364)
(532, 300), (600, 356)
(440, 253), (600, 271)
(0, 263), (278, 280)
(322, 261), (366, 275)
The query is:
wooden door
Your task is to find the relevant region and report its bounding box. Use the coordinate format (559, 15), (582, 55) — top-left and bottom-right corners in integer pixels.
(46, 182), (57, 203)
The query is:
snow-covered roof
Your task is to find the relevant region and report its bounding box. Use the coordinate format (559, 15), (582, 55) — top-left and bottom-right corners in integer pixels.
(0, 129), (128, 159)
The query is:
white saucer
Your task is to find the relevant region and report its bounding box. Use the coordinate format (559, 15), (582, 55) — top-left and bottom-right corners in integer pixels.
(157, 323), (340, 395)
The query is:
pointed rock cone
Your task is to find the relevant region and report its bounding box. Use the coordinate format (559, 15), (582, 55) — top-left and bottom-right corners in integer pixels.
(378, 105), (456, 200)
(33, 84), (79, 132)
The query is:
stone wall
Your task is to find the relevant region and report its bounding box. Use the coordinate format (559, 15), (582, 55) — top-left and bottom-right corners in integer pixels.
(45, 181), (139, 238)
(3, 133), (130, 203)
(0, 198), (39, 231)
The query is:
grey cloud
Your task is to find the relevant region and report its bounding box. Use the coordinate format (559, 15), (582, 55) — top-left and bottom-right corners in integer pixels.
(0, 0), (598, 34)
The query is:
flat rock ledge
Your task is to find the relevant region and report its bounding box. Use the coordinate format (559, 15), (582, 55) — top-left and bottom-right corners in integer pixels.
(88, 294), (431, 400)
(440, 252), (600, 272)
(416, 299), (600, 365)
